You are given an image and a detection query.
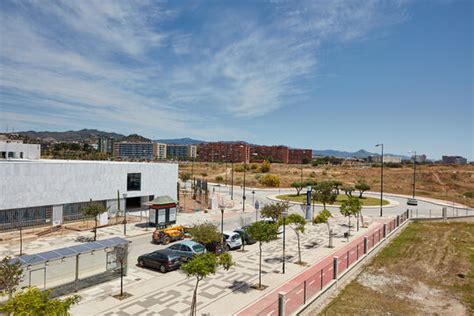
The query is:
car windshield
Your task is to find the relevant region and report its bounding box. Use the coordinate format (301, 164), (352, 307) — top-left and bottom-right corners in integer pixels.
(193, 244), (205, 252)
(231, 235), (241, 241)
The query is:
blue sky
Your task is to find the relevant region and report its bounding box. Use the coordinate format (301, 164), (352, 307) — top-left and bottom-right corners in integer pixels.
(0, 0), (472, 160)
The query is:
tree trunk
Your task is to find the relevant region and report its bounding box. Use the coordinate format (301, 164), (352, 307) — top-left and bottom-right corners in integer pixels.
(190, 278), (200, 316)
(297, 232), (301, 263)
(326, 222), (331, 247)
(94, 217), (98, 241)
(258, 241), (262, 288)
(348, 216), (351, 236)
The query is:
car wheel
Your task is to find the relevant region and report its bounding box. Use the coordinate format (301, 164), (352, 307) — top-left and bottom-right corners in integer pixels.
(138, 259), (145, 267)
(163, 237), (170, 245)
(159, 264), (167, 273)
(226, 244), (231, 251)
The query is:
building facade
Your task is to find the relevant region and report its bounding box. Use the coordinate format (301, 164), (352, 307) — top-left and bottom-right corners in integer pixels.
(113, 142), (156, 160)
(0, 140), (41, 159)
(288, 148), (313, 164)
(198, 142), (250, 163)
(0, 160), (178, 231)
(368, 155), (402, 164)
(97, 137), (114, 153)
(251, 145), (289, 163)
(155, 142), (167, 160)
(442, 155), (467, 164)
(166, 144), (197, 160)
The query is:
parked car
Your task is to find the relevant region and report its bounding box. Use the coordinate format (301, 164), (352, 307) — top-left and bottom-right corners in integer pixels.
(203, 241), (223, 254)
(167, 240), (206, 261)
(223, 231), (242, 250)
(234, 226), (256, 245)
(137, 249), (182, 273)
(407, 198), (418, 206)
(260, 219), (284, 234)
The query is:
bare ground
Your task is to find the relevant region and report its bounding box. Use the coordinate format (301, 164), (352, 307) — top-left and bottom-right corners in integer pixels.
(318, 220), (474, 315)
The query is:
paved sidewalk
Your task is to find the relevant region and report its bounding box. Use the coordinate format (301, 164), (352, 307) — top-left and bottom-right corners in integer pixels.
(69, 214), (383, 315)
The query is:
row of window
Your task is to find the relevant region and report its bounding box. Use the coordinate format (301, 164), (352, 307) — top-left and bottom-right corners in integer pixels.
(0, 151), (24, 159)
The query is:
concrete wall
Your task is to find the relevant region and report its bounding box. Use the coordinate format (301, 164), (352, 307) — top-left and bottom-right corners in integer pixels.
(0, 142), (41, 159)
(0, 160), (178, 210)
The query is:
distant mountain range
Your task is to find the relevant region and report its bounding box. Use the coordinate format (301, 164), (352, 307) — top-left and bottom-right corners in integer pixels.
(17, 129), (125, 142)
(155, 138), (205, 145)
(12, 129), (410, 158)
(313, 149), (409, 159)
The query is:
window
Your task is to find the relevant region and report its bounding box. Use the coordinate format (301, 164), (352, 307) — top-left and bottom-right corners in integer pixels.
(169, 244), (180, 251)
(127, 173), (141, 191)
(20, 152), (23, 158)
(180, 245), (191, 252)
(192, 245), (205, 252)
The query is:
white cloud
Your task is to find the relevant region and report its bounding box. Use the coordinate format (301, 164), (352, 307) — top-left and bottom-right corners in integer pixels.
(0, 0), (409, 136)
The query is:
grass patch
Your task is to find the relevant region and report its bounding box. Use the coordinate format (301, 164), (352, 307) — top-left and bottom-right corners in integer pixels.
(317, 221), (474, 315)
(276, 194), (389, 206)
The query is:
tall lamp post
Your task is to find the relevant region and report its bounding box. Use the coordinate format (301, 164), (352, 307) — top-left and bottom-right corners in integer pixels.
(123, 193), (128, 235)
(242, 160), (246, 213)
(375, 143), (384, 217)
(409, 151), (417, 198)
(282, 210), (288, 274)
(220, 204), (225, 252)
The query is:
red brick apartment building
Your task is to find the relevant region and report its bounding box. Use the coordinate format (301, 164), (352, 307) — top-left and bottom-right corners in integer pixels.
(288, 148), (313, 164)
(251, 145), (289, 164)
(198, 142), (250, 163)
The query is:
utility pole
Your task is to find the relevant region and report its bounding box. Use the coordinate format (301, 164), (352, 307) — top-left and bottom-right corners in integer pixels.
(375, 143), (384, 217)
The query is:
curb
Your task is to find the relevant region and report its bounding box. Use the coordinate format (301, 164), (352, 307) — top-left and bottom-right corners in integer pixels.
(267, 195), (399, 209)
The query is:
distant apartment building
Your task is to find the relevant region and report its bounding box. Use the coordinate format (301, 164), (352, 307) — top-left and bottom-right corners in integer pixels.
(98, 137), (114, 153)
(166, 144), (197, 160)
(0, 140), (41, 159)
(155, 142), (167, 160)
(113, 142), (156, 160)
(251, 145), (289, 163)
(442, 155), (467, 164)
(368, 155), (402, 164)
(412, 154), (427, 163)
(288, 148), (313, 164)
(198, 142), (250, 163)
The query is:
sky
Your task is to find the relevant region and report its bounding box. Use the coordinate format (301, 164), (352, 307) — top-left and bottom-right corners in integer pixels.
(0, 0), (472, 160)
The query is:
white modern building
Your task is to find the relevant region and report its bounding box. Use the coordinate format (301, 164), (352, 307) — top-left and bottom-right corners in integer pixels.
(368, 155), (402, 164)
(0, 160), (178, 231)
(0, 140), (41, 159)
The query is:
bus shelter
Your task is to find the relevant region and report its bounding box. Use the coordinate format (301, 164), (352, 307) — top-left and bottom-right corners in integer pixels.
(11, 237), (129, 297)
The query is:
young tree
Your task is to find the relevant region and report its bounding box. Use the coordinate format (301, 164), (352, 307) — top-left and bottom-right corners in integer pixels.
(0, 257), (23, 299)
(258, 174), (280, 187)
(260, 201), (287, 222)
(313, 209), (333, 247)
(339, 197), (362, 237)
(179, 171), (192, 182)
(279, 214), (306, 264)
(181, 252), (233, 316)
(246, 221), (279, 289)
(355, 179), (371, 198)
(341, 185), (354, 197)
(82, 200), (107, 241)
(0, 287), (80, 315)
(313, 181), (337, 209)
(189, 223), (221, 246)
(290, 181), (304, 196)
(331, 180), (343, 195)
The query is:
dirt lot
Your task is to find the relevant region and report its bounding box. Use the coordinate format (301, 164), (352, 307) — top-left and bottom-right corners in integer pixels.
(318, 220), (474, 315)
(179, 162), (474, 207)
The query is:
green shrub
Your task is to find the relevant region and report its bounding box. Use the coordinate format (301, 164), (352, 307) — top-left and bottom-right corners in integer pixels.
(463, 191), (474, 198)
(260, 160), (271, 173)
(215, 176), (224, 183)
(259, 174), (280, 187)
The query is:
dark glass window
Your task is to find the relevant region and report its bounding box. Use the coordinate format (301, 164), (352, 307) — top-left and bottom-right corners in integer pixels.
(127, 173), (141, 191)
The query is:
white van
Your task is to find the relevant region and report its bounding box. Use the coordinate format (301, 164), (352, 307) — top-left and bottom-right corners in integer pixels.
(223, 231), (242, 250)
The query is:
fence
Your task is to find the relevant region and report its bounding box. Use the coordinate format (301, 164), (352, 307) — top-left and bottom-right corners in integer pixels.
(237, 210), (414, 316)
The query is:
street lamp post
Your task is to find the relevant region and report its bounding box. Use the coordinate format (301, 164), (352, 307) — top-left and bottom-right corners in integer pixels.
(231, 161), (234, 200)
(123, 193), (128, 235)
(220, 205), (225, 252)
(300, 166), (303, 183)
(375, 144), (384, 217)
(252, 190), (255, 206)
(191, 157), (195, 189)
(243, 160), (246, 213)
(410, 151), (417, 198)
(282, 210), (288, 274)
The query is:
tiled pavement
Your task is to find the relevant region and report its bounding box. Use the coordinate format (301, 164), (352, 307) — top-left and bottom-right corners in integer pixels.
(71, 215), (366, 315)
